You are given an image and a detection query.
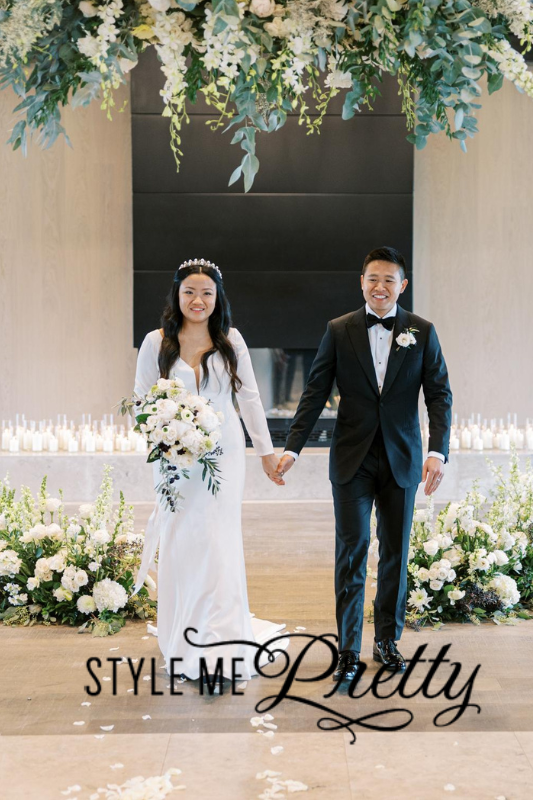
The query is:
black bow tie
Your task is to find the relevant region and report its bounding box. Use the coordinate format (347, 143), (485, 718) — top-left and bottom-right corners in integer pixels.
(366, 313), (395, 331)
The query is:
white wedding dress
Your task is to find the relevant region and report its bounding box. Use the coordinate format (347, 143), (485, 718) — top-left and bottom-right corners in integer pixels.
(133, 327), (287, 679)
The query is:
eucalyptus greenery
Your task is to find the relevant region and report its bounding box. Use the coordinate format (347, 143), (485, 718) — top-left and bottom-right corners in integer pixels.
(0, 0), (532, 190)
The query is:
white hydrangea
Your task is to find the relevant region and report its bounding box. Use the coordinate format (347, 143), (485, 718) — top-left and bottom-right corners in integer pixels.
(0, 549), (22, 577)
(487, 573), (521, 609)
(92, 578), (128, 612)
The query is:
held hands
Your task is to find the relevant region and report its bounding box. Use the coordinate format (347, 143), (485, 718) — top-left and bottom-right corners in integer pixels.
(422, 456), (445, 496)
(261, 454), (286, 486)
(272, 454), (295, 486)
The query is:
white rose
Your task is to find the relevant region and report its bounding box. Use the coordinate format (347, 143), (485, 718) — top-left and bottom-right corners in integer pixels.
(35, 557), (53, 581)
(29, 523), (48, 541)
(77, 595), (97, 614)
(48, 553), (67, 573)
(196, 408), (220, 434)
(27, 576), (40, 591)
(396, 333), (411, 348)
(423, 539), (439, 557)
(156, 378), (173, 391)
(148, 0), (171, 10)
(447, 568), (457, 581)
(416, 567), (430, 582)
(88, 561), (100, 572)
(408, 333), (417, 345)
(45, 498), (62, 513)
(79, 1), (99, 17)
(91, 529), (111, 545)
(250, 0), (276, 17)
(79, 504), (95, 520)
(155, 398), (179, 419)
(429, 579), (443, 591)
(46, 523), (63, 540)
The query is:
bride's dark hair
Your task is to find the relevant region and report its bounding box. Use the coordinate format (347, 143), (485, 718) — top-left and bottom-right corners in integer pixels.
(159, 264), (242, 393)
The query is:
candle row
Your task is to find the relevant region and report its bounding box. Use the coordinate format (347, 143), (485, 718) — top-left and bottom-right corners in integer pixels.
(1, 419), (147, 454)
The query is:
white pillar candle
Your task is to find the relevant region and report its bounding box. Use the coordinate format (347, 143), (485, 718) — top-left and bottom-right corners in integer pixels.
(482, 429), (493, 449)
(121, 437), (131, 452)
(136, 436), (147, 453)
(9, 437), (19, 453)
(1, 428), (11, 450)
(473, 437), (483, 451)
(96, 434), (103, 451)
(103, 438), (114, 453)
(499, 432), (510, 450)
(527, 430), (533, 450)
(42, 430), (50, 449)
(68, 438), (79, 453)
(516, 431), (525, 449)
(460, 429), (472, 449)
(32, 432), (43, 452)
(48, 436), (59, 452)
(85, 432), (96, 453)
(450, 436), (460, 450)
(23, 429), (33, 451)
(508, 427), (517, 446)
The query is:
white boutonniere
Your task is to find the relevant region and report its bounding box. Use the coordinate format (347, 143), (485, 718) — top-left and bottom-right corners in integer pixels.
(396, 327), (419, 351)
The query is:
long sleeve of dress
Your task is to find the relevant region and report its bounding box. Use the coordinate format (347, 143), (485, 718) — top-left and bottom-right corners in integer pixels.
(232, 329), (274, 457)
(134, 332), (161, 398)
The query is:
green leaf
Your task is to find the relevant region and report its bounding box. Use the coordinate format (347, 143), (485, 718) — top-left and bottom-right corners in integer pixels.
(228, 165), (242, 186)
(454, 107), (464, 130)
(242, 153), (259, 192)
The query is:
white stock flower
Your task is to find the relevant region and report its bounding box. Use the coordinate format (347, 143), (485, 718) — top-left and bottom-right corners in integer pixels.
(77, 595), (97, 614)
(250, 0), (276, 17)
(468, 548), (491, 572)
(9, 592), (28, 606)
(442, 502), (460, 533)
(0, 549), (22, 577)
(423, 539), (439, 557)
(67, 522), (82, 539)
(0, 513), (6, 530)
(92, 578), (128, 612)
(45, 498), (62, 513)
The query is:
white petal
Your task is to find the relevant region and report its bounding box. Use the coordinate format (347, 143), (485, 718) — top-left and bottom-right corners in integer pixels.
(142, 675), (151, 681)
(109, 763), (124, 770)
(256, 770), (282, 779)
(271, 746), (284, 755)
(142, 715), (151, 720)
(109, 647), (119, 651)
(250, 716), (264, 727)
(375, 765), (385, 769)
(444, 786), (456, 792)
(264, 714), (275, 721)
(81, 701), (91, 707)
(103, 677), (111, 682)
(127, 688), (134, 693)
(100, 725), (114, 731)
(237, 682), (247, 689)
(94, 734), (105, 739)
(295, 626), (306, 631)
(142, 635), (150, 640)
(263, 722), (277, 730)
(263, 731), (275, 739)
(73, 721), (85, 726)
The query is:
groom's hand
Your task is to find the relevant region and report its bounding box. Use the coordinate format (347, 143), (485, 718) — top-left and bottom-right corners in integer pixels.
(274, 454), (295, 485)
(422, 457), (445, 496)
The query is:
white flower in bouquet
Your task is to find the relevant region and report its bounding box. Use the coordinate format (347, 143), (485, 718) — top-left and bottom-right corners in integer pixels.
(45, 498), (62, 513)
(27, 576), (40, 590)
(250, 0), (276, 18)
(441, 502), (460, 532)
(408, 588), (432, 610)
(416, 567), (430, 582)
(53, 586), (73, 602)
(429, 579), (443, 591)
(442, 545), (464, 567)
(67, 522), (82, 539)
(414, 507), (432, 523)
(468, 548), (491, 572)
(181, 408), (195, 423)
(91, 529), (111, 546)
(447, 568), (457, 581)
(325, 69), (353, 89)
(434, 558), (452, 581)
(48, 552), (67, 573)
(0, 513), (6, 530)
(88, 560), (101, 572)
(423, 539), (440, 557)
(61, 566), (89, 592)
(46, 523), (63, 540)
(265, 16), (290, 37)
(492, 549), (509, 567)
(23, 523), (48, 542)
(155, 398), (179, 419)
(448, 588), (466, 605)
(513, 531), (528, 555)
(477, 522), (496, 540)
(79, 503), (95, 520)
(487, 573), (520, 609)
(9, 592), (28, 606)
(92, 578), (128, 612)
(79, 1), (99, 18)
(77, 595), (97, 614)
(0, 549), (22, 577)
(181, 428), (206, 456)
(35, 557), (53, 581)
(148, 0), (172, 12)
(196, 407), (222, 433)
(436, 533), (453, 550)
(497, 530), (516, 551)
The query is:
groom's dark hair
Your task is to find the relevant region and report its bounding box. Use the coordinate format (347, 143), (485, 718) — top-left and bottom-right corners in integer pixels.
(362, 247), (406, 280)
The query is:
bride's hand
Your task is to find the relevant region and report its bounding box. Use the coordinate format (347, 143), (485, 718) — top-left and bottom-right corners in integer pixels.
(262, 454), (285, 485)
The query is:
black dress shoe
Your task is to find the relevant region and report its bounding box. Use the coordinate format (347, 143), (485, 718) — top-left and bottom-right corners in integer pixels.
(373, 639), (406, 672)
(333, 650), (361, 681)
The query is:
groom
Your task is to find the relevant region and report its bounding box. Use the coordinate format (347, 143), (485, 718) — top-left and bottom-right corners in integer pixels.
(275, 247), (452, 679)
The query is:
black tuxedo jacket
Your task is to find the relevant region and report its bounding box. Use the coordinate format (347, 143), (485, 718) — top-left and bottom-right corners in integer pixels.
(285, 305), (452, 488)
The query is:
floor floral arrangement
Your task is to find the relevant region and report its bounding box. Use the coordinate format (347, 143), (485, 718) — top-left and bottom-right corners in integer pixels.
(0, 1), (532, 190)
(0, 466), (156, 636)
(369, 450), (533, 628)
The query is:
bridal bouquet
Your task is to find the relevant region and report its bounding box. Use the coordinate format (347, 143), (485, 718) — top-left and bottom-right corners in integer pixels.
(125, 377), (224, 511)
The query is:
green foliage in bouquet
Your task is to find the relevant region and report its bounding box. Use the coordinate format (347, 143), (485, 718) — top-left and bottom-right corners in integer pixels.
(0, 466), (156, 636)
(0, 0), (532, 190)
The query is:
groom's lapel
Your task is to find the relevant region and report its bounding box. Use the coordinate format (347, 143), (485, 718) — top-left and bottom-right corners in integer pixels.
(345, 309), (379, 396)
(381, 305), (409, 399)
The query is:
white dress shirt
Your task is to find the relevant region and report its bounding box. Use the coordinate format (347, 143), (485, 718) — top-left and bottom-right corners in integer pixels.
(284, 303), (444, 463)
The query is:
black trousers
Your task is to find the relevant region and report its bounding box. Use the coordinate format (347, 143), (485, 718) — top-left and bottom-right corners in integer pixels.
(331, 428), (417, 653)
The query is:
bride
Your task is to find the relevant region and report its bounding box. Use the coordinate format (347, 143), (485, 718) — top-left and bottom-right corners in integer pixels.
(133, 258), (286, 680)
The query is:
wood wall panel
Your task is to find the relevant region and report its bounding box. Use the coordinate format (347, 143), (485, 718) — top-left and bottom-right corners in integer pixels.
(414, 79), (533, 420)
(0, 85), (136, 421)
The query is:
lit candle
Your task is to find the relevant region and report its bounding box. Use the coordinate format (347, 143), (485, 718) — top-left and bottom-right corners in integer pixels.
(450, 436), (460, 450)
(96, 434), (103, 451)
(527, 429), (533, 450)
(103, 438), (114, 453)
(499, 432), (510, 450)
(482, 429), (493, 449)
(1, 428), (11, 451)
(516, 430), (525, 449)
(23, 428), (33, 451)
(473, 437), (483, 451)
(136, 436), (147, 453)
(48, 436), (59, 453)
(9, 437), (19, 453)
(32, 432), (43, 452)
(460, 428), (472, 449)
(68, 438), (79, 453)
(85, 432), (96, 453)
(121, 437), (131, 452)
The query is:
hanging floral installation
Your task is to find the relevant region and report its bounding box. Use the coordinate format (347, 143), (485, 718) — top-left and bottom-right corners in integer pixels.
(0, 0), (532, 189)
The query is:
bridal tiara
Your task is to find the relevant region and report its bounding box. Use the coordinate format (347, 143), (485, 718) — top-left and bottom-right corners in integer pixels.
(175, 258), (223, 280)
